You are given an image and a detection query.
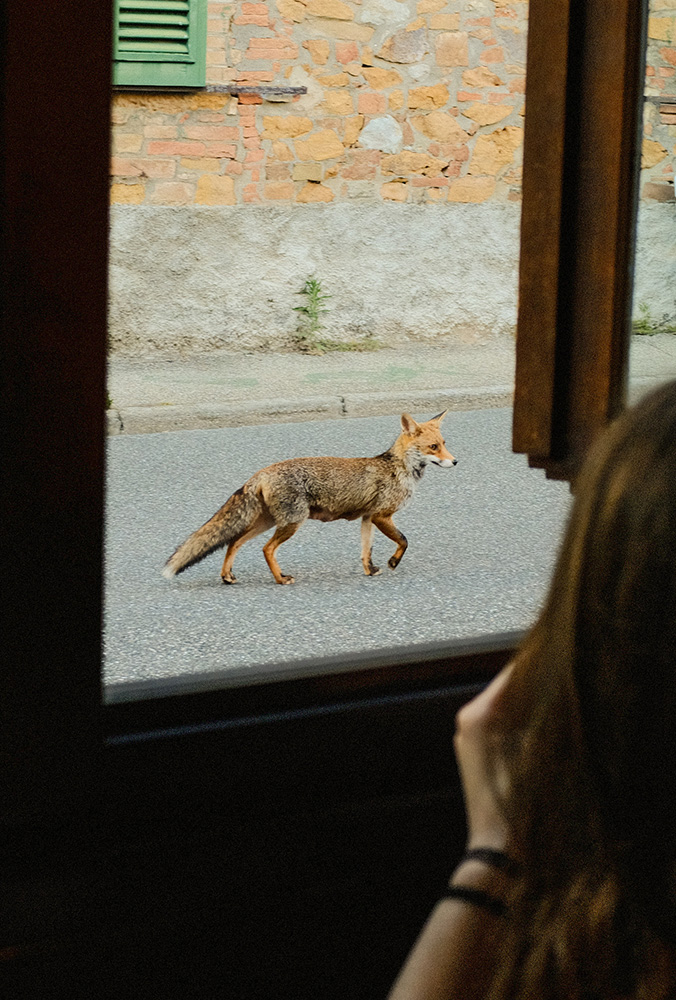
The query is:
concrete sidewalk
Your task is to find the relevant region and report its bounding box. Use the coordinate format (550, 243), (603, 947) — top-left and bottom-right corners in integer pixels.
(106, 334), (676, 435)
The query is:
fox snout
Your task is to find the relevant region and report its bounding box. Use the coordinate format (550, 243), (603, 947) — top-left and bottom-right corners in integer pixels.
(432, 455), (457, 468)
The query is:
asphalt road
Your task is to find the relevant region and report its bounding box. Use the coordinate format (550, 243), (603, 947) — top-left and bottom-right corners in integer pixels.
(103, 409), (572, 689)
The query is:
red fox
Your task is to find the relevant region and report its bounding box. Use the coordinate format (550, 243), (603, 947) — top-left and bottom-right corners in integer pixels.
(162, 411), (457, 585)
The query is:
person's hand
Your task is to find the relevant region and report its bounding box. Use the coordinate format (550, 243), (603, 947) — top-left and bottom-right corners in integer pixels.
(454, 663), (521, 853)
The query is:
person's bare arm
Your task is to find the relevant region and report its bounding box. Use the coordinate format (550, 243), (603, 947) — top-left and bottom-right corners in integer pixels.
(387, 858), (510, 1000)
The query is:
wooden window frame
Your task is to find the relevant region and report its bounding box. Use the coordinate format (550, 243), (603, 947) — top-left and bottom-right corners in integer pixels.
(513, 0), (648, 481)
(113, 0), (207, 89)
(0, 0), (649, 992)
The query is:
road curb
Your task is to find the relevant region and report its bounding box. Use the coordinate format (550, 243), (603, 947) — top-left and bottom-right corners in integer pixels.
(106, 385), (515, 435)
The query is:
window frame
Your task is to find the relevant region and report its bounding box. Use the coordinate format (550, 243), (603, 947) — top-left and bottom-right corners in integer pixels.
(0, 2), (649, 986)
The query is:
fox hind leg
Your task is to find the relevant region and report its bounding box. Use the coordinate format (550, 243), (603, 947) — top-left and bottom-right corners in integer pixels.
(262, 521), (303, 585)
(221, 513), (274, 584)
(372, 514), (408, 570)
(361, 517), (381, 576)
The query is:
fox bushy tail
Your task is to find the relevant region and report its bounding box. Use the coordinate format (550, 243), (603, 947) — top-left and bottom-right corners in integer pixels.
(162, 486), (260, 578)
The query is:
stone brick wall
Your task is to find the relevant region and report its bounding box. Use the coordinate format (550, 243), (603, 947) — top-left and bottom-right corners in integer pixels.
(108, 0), (676, 355)
(643, 2), (676, 202)
(110, 0), (528, 207)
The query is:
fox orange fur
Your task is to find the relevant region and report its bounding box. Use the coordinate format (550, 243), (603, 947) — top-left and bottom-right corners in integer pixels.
(162, 411), (457, 585)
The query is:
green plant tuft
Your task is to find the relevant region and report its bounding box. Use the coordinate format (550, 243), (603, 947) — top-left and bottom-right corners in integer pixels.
(632, 301), (676, 336)
(293, 275), (381, 354)
(293, 275), (331, 354)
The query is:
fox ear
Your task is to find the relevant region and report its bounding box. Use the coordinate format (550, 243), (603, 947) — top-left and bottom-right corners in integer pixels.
(430, 410), (448, 424)
(401, 412), (419, 434)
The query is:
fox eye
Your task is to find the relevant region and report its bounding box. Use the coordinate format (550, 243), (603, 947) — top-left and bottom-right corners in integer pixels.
(429, 444), (438, 451)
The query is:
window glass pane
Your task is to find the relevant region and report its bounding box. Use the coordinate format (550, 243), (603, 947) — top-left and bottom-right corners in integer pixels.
(105, 0), (577, 690)
(630, 12), (676, 396)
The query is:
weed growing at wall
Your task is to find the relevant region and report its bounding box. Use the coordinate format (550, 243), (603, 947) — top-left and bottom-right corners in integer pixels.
(293, 275), (381, 354)
(633, 301), (676, 335)
(294, 275), (330, 353)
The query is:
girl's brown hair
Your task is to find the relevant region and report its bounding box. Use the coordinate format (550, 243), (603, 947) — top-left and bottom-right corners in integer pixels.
(490, 381), (676, 1000)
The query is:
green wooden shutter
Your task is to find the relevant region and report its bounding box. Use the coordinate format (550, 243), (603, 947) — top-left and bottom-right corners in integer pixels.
(113, 0), (207, 88)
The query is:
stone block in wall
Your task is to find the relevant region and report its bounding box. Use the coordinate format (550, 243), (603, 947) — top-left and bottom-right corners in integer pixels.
(463, 103), (515, 126)
(305, 0), (355, 18)
(277, 0), (307, 20)
(381, 150), (448, 175)
(294, 129), (346, 160)
(261, 116), (313, 139)
(358, 115), (403, 153)
(447, 176), (496, 202)
(642, 138), (669, 168)
(434, 31), (469, 67)
(292, 162), (323, 180)
(303, 38), (330, 63)
(195, 175), (236, 204)
(462, 67), (504, 88)
(344, 115), (365, 145)
(361, 66), (403, 88)
(468, 126), (523, 175)
(378, 27), (428, 63)
(408, 84), (450, 109)
(381, 180), (408, 201)
(110, 183), (145, 204)
(412, 111), (469, 143)
(296, 181), (335, 201)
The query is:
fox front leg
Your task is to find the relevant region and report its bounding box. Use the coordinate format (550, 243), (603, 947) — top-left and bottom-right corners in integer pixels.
(360, 516), (381, 577)
(262, 521), (302, 584)
(372, 514), (408, 570)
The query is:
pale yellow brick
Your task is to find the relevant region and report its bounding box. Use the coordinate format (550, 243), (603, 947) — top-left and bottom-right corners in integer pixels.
(362, 66), (403, 88)
(344, 115), (364, 145)
(293, 162), (324, 181)
(180, 157), (221, 172)
(381, 181), (408, 202)
(463, 103), (514, 126)
(277, 0), (307, 20)
(294, 129), (345, 161)
(271, 141), (295, 161)
(316, 72), (350, 86)
(381, 150), (447, 175)
(417, 0), (444, 12)
(313, 20), (373, 39)
(111, 105), (132, 125)
(150, 182), (194, 205)
(195, 174), (236, 204)
(648, 15), (675, 40)
(408, 84), (449, 110)
(412, 110), (468, 142)
(110, 183), (145, 204)
(303, 39), (330, 63)
(323, 90), (355, 115)
(262, 116), (314, 140)
(389, 90), (405, 111)
(447, 176), (496, 202)
(462, 67), (503, 88)
(296, 182), (335, 202)
(642, 138), (669, 169)
(113, 133), (143, 154)
(264, 181), (295, 200)
(429, 13), (460, 29)
(468, 126), (522, 175)
(305, 0), (354, 19)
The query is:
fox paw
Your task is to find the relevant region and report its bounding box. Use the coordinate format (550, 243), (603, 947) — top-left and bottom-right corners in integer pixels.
(221, 573), (238, 584)
(278, 575), (295, 585)
(388, 556), (401, 570)
(365, 564), (381, 576)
